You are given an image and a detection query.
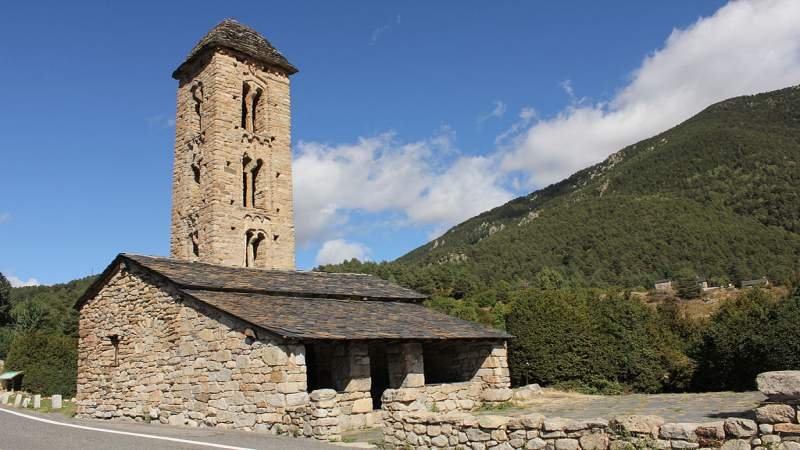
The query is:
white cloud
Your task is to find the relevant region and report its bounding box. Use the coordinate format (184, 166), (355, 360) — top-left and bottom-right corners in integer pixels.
(6, 274), (40, 287)
(0, 213), (10, 224)
(370, 25), (390, 46)
(294, 0), (800, 256)
(501, 0), (800, 186)
(315, 239), (370, 266)
(293, 132), (513, 245)
(478, 101), (507, 123)
(146, 114), (175, 129)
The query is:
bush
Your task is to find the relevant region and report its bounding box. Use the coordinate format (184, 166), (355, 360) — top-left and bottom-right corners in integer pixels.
(507, 289), (692, 393)
(5, 332), (77, 396)
(0, 327), (14, 359)
(692, 288), (800, 391)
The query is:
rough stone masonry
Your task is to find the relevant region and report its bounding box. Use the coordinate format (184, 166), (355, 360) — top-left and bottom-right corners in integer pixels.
(381, 371), (800, 450)
(74, 19), (512, 442)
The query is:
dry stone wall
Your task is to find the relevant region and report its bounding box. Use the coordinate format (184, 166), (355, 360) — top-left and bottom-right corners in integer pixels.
(382, 371), (800, 449)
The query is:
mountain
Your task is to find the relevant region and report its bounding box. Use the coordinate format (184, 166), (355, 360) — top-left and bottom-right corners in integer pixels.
(323, 85), (800, 290)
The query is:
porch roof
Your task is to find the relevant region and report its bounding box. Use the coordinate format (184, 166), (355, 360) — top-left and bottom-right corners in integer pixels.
(184, 289), (512, 341)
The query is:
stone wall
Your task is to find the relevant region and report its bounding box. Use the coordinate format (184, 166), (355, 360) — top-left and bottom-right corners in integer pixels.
(76, 263), (308, 435)
(170, 48), (295, 270)
(381, 374), (800, 450)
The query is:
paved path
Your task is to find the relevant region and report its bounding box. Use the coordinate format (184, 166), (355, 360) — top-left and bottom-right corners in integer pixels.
(486, 390), (766, 422)
(0, 405), (339, 450)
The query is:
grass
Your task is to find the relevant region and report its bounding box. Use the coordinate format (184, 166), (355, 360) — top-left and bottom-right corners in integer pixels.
(475, 401), (514, 412)
(6, 394), (77, 417)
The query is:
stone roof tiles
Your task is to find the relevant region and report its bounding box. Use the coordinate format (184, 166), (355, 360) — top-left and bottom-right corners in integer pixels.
(185, 289), (511, 341)
(173, 19), (298, 79)
(76, 254), (511, 341)
(124, 254), (427, 301)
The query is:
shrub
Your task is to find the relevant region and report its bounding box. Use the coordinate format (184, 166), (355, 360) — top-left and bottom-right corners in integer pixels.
(5, 332), (77, 396)
(507, 289), (693, 393)
(0, 327), (14, 360)
(692, 287), (800, 391)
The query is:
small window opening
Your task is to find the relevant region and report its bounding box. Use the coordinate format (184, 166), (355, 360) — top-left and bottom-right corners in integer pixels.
(241, 81), (264, 134)
(191, 163), (200, 184)
(251, 88), (262, 133)
(241, 82), (250, 130)
(250, 159), (263, 208)
(109, 335), (120, 366)
(251, 232), (265, 261)
(190, 231), (199, 257)
(245, 231), (253, 267)
(245, 229), (266, 267)
(242, 155), (252, 207)
(191, 83), (203, 130)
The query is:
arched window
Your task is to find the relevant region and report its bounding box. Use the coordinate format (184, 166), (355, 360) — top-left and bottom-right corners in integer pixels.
(242, 155), (252, 207)
(245, 229), (267, 267)
(250, 159), (263, 208)
(242, 156), (263, 208)
(190, 230), (199, 257)
(241, 81), (264, 134)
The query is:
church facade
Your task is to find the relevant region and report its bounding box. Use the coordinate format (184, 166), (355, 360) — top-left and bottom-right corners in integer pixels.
(75, 20), (511, 441)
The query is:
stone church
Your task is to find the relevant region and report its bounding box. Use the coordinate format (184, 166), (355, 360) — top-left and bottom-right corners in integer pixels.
(75, 19), (511, 440)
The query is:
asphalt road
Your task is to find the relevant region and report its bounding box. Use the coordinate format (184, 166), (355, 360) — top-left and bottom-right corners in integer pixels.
(0, 405), (342, 450)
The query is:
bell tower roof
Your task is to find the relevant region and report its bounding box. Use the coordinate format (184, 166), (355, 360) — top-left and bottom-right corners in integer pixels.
(173, 19), (298, 79)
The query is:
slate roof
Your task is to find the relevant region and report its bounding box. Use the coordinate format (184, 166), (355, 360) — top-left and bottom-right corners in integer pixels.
(186, 290), (511, 341)
(76, 254), (511, 342)
(124, 254), (426, 301)
(173, 19), (298, 79)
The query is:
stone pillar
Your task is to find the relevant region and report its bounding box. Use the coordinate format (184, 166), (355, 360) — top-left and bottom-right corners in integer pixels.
(33, 395), (41, 409)
(305, 389), (341, 441)
(478, 342), (512, 403)
(51, 394), (62, 409)
(333, 343), (372, 430)
(387, 342), (424, 389)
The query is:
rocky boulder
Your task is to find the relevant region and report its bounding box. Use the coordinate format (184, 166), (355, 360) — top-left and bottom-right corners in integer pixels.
(757, 371), (800, 402)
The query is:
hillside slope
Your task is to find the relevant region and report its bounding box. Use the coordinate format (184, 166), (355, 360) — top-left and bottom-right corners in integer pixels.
(325, 85), (800, 289)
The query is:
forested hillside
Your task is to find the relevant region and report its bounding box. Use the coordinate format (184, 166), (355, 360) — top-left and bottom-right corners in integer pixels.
(0, 274), (95, 395)
(323, 85), (800, 291)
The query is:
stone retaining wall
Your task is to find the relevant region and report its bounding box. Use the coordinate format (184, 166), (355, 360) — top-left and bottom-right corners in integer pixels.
(382, 375), (800, 449)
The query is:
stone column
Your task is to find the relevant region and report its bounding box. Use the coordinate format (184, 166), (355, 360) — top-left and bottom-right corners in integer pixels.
(305, 389), (341, 441)
(333, 342), (372, 430)
(387, 342), (425, 389)
(478, 342), (512, 403)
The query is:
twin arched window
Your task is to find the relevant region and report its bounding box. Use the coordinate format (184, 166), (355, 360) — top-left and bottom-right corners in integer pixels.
(245, 229), (266, 267)
(241, 81), (264, 134)
(242, 155), (263, 208)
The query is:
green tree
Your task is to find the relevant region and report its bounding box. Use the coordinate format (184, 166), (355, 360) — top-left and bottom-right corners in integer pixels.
(533, 267), (567, 290)
(691, 289), (775, 391)
(674, 268), (702, 299)
(0, 272), (11, 325)
(5, 332), (77, 396)
(11, 299), (49, 332)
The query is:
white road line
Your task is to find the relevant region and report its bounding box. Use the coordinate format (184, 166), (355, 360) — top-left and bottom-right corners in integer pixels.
(0, 407), (255, 450)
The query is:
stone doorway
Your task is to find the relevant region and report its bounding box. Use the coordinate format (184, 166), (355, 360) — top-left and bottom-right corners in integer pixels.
(368, 343), (390, 410)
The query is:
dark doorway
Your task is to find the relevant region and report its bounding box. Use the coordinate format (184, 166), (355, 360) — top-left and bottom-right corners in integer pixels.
(306, 343), (334, 391)
(368, 343), (390, 409)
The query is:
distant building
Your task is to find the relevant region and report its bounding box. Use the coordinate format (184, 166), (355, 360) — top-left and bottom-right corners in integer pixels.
(741, 277), (770, 289)
(654, 279), (673, 292)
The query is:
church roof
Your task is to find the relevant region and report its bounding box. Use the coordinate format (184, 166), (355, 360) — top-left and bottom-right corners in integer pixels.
(76, 254), (511, 341)
(173, 19), (298, 79)
(122, 254), (426, 301)
(185, 290), (511, 341)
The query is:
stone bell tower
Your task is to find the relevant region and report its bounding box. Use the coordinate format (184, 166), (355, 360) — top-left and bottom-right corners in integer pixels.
(170, 19), (297, 269)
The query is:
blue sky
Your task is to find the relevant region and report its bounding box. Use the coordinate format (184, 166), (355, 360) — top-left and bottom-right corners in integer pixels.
(3, 0), (800, 286)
